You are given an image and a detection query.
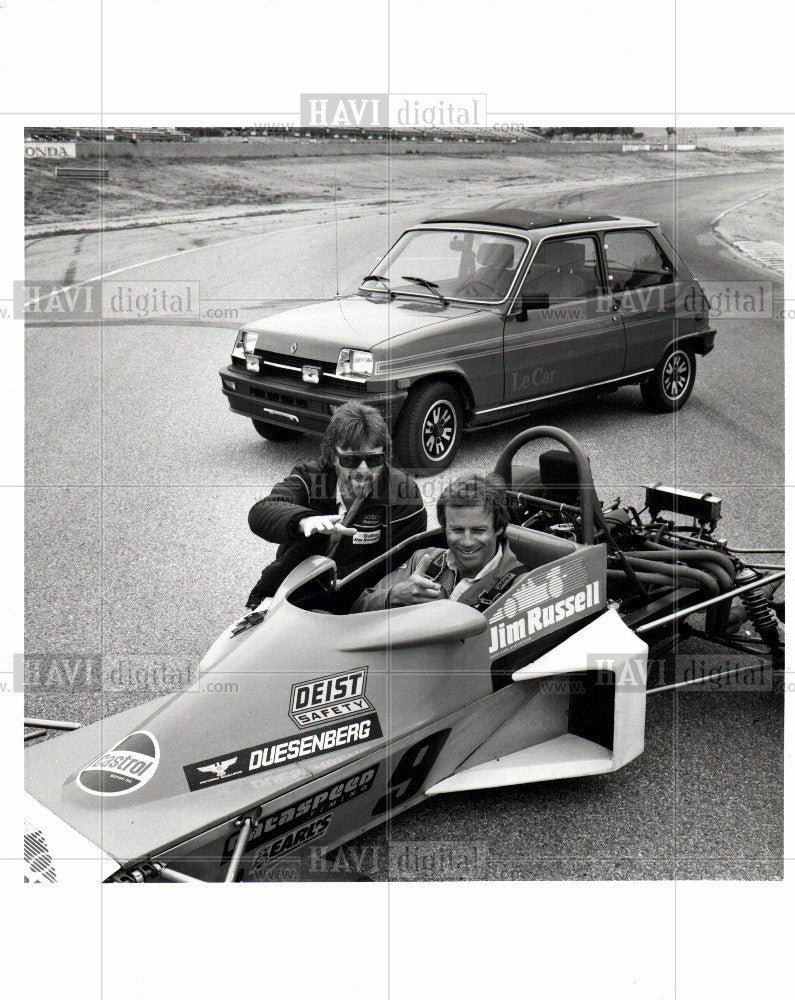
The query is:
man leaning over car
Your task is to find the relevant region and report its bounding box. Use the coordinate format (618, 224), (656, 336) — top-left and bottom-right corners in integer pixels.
(352, 473), (522, 612)
(246, 401), (427, 609)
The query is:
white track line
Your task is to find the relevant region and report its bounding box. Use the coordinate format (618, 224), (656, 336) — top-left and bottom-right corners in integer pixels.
(710, 186), (780, 226)
(23, 215), (372, 309)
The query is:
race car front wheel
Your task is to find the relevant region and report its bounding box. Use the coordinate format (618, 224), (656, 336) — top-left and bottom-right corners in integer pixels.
(252, 419), (303, 442)
(641, 346), (696, 412)
(394, 381), (463, 475)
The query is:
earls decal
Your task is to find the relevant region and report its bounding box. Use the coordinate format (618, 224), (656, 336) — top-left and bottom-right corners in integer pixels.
(289, 667), (373, 730)
(222, 765), (378, 862)
(76, 730), (160, 796)
(184, 714), (382, 791)
(250, 815), (332, 872)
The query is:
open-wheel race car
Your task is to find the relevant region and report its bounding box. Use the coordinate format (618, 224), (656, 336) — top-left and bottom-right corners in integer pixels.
(24, 427), (783, 883)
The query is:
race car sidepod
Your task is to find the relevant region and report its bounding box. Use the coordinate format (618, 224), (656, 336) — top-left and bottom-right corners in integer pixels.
(425, 608), (647, 795)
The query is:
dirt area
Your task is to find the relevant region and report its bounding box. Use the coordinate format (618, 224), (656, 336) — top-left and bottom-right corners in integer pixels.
(25, 134), (782, 231)
(691, 128), (785, 154)
(716, 187), (783, 244)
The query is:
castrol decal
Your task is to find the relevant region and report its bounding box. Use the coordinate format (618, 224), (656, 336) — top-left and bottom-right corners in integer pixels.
(76, 731), (160, 796)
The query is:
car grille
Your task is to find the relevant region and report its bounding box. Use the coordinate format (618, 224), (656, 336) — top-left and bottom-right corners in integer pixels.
(249, 386), (310, 408)
(257, 349), (336, 373)
(233, 351), (367, 392)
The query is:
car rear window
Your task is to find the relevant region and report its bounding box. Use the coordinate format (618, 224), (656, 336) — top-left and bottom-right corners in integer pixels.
(603, 229), (674, 293)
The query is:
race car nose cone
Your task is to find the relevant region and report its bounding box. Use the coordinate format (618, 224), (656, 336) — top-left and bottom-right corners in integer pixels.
(24, 792), (120, 883)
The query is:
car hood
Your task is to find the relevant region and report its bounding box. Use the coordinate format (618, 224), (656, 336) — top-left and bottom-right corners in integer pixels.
(243, 295), (486, 361)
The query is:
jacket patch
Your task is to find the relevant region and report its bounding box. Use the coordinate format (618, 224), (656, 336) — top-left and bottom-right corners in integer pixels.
(352, 529), (381, 545)
(358, 510), (383, 527)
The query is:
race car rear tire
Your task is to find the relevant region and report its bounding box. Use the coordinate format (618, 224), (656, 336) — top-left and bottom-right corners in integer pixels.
(394, 381), (463, 475)
(641, 346), (696, 412)
(252, 419), (303, 442)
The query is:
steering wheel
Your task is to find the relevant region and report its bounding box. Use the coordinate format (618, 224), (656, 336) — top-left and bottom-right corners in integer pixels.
(457, 279), (494, 299)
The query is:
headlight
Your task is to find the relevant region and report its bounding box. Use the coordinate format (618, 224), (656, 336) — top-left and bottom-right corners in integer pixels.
(232, 330), (258, 359)
(336, 349), (374, 377)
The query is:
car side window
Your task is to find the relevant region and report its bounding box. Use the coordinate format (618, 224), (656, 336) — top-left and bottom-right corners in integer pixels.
(521, 236), (603, 304)
(603, 229), (674, 293)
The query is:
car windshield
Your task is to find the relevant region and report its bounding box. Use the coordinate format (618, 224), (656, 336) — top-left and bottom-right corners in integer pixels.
(364, 229), (528, 303)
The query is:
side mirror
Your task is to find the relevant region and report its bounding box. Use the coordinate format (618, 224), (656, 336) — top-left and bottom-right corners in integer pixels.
(523, 292), (550, 310)
(514, 291), (550, 321)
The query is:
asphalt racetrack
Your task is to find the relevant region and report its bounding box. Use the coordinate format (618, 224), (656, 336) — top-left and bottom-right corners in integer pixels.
(25, 168), (784, 880)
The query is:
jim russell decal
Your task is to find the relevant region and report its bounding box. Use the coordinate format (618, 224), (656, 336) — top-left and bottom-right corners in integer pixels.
(184, 714), (382, 791)
(484, 550), (606, 656)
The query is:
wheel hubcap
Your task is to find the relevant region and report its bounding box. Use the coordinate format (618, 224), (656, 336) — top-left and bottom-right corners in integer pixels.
(422, 401), (456, 460)
(662, 352), (690, 399)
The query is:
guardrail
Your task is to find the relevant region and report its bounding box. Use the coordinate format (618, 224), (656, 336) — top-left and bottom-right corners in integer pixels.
(55, 165), (110, 180)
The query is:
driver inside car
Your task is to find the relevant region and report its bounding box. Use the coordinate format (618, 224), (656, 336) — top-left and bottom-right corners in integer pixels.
(455, 241), (515, 300)
(353, 474), (523, 611)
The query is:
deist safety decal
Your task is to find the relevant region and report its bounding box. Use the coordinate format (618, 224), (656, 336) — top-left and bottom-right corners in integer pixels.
(289, 666), (373, 729)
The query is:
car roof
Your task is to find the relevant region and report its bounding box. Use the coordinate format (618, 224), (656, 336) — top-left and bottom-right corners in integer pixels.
(420, 206), (655, 234)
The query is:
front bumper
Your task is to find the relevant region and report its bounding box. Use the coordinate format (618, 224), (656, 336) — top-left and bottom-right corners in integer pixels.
(696, 328), (716, 356)
(219, 365), (409, 436)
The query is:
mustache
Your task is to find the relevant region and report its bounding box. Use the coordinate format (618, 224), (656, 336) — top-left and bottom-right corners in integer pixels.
(349, 476), (373, 491)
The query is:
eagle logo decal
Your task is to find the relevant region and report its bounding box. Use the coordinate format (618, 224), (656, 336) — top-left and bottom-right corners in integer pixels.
(196, 757), (239, 779)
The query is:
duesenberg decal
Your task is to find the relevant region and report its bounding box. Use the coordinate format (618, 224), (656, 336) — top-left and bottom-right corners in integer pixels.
(184, 714), (382, 791)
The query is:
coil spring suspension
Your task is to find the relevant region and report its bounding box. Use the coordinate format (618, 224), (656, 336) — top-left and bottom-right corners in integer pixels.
(737, 569), (783, 663)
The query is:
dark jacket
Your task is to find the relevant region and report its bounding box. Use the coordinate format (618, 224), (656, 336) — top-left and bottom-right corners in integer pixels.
(246, 461), (427, 607)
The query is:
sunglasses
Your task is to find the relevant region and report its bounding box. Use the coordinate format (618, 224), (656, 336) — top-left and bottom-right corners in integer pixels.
(334, 450), (385, 469)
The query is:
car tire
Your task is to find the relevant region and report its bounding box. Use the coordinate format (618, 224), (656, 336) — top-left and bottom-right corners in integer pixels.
(251, 419), (302, 442)
(394, 381), (463, 474)
(641, 346), (696, 413)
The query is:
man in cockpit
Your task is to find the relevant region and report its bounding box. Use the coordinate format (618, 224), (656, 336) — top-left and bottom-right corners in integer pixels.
(353, 474), (522, 612)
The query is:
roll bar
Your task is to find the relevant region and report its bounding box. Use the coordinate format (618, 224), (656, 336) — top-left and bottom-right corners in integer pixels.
(493, 426), (597, 544)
